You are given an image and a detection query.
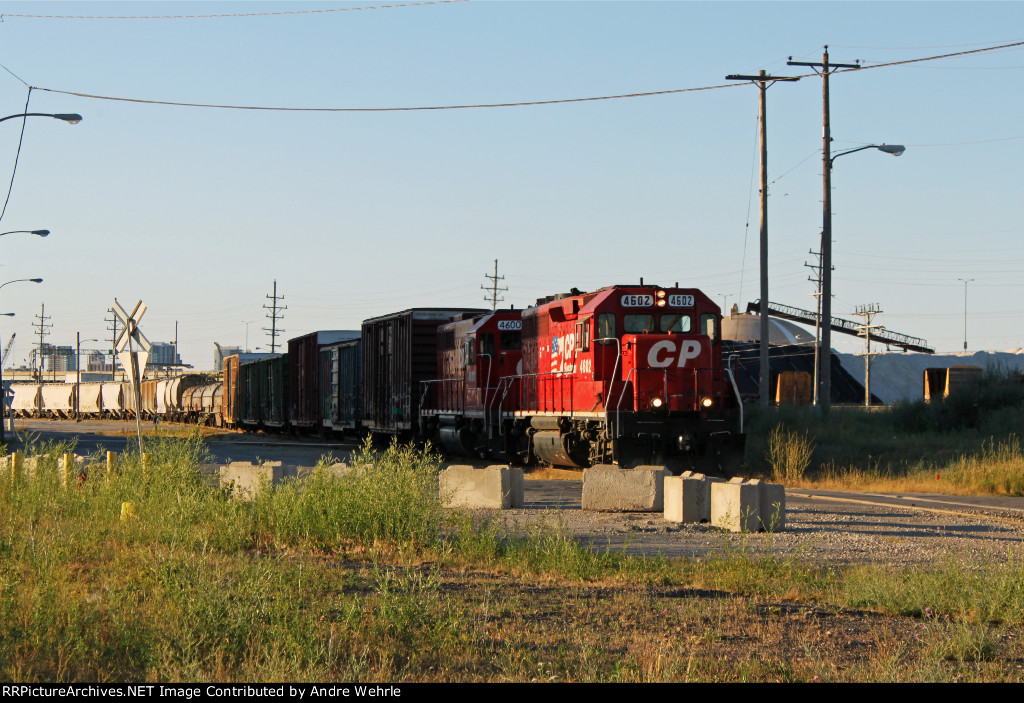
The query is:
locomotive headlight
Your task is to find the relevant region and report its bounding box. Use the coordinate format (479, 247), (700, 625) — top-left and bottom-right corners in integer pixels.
(656, 298), (667, 307)
(656, 290), (666, 299)
(700, 396), (714, 408)
(650, 397), (664, 409)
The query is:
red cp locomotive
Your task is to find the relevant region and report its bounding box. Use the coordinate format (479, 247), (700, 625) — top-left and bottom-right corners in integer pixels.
(420, 283), (745, 474)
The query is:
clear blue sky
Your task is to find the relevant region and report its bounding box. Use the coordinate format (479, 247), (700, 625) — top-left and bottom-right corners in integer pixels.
(0, 0), (1021, 368)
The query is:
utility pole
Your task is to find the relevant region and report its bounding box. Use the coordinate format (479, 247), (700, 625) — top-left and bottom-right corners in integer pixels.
(482, 259), (507, 311)
(32, 303), (51, 382)
(263, 280), (287, 353)
(788, 47), (861, 415)
(958, 278), (975, 351)
(725, 69), (800, 407)
(804, 248), (834, 406)
(854, 303), (882, 408)
(106, 308), (119, 380)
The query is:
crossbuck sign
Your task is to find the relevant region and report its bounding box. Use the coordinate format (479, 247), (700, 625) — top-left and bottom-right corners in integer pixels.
(113, 300), (152, 382)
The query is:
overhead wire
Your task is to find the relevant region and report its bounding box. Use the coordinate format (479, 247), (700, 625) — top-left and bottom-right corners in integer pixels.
(12, 39), (1018, 117)
(0, 87), (32, 225)
(0, 1), (469, 20)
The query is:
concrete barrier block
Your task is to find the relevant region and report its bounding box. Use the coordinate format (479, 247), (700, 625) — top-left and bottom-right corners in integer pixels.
(711, 481), (761, 533)
(759, 482), (786, 531)
(440, 464), (523, 509)
(582, 464), (667, 512)
(219, 461), (288, 500)
(664, 474), (713, 523)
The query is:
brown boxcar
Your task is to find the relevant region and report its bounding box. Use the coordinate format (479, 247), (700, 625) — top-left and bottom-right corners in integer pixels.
(361, 308), (486, 436)
(288, 331), (359, 431)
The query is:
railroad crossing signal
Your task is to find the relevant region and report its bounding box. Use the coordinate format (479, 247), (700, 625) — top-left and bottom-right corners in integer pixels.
(113, 300), (152, 380)
(113, 299), (150, 452)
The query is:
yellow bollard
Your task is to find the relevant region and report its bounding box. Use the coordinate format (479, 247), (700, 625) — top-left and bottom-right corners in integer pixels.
(120, 501), (137, 522)
(106, 451), (117, 483)
(10, 452), (23, 482)
(61, 452), (75, 489)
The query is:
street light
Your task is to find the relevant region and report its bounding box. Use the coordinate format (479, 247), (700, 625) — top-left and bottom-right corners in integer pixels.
(958, 278), (975, 351)
(0, 112), (82, 125)
(817, 143), (906, 414)
(0, 277), (43, 291)
(0, 230), (49, 238)
(830, 143), (905, 165)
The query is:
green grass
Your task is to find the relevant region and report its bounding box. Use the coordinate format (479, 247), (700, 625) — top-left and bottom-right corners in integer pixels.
(2, 430), (1024, 681)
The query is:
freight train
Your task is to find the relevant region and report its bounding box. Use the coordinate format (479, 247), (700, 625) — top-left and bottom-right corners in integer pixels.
(8, 283), (745, 473)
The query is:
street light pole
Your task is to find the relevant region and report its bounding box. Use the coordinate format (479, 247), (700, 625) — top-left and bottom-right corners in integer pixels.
(958, 278), (975, 351)
(0, 312), (15, 442)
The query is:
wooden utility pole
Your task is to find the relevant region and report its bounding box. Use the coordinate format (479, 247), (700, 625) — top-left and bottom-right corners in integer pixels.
(725, 70), (799, 407)
(854, 304), (882, 407)
(32, 303), (51, 382)
(788, 47), (861, 414)
(482, 260), (507, 311)
(263, 280), (287, 353)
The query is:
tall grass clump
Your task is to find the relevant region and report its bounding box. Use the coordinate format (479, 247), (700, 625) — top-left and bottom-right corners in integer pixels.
(944, 435), (1024, 495)
(258, 437), (445, 551)
(766, 425), (815, 483)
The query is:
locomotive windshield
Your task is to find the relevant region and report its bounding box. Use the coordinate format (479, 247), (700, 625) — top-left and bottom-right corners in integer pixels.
(624, 314), (654, 334)
(659, 314), (692, 333)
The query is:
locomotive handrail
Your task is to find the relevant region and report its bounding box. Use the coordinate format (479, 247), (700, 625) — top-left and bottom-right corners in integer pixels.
(725, 354), (743, 434)
(489, 374), (517, 440)
(479, 354), (493, 409)
(614, 367), (637, 439)
(418, 377), (466, 416)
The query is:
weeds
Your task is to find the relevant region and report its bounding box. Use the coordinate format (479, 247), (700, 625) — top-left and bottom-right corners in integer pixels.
(766, 425), (815, 483)
(2, 432), (1024, 681)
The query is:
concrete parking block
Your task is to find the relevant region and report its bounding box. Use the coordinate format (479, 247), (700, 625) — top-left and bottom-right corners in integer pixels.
(440, 464), (523, 509)
(582, 464), (667, 512)
(759, 482), (786, 531)
(219, 461), (291, 500)
(711, 480), (761, 533)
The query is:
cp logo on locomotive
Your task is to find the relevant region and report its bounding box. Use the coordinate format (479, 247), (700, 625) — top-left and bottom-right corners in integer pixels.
(646, 340), (702, 368)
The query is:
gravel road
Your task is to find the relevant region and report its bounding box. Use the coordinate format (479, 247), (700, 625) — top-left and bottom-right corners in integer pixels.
(500, 479), (1024, 566)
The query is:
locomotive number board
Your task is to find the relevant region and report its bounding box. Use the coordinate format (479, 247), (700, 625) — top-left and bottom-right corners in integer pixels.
(620, 294), (695, 307)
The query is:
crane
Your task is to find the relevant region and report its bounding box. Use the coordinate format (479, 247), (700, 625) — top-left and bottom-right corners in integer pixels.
(1, 332), (14, 367)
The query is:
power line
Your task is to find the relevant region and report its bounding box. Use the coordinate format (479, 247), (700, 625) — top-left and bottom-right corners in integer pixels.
(0, 87), (32, 225)
(22, 39), (1024, 114)
(0, 1), (468, 20)
(33, 82), (743, 113)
